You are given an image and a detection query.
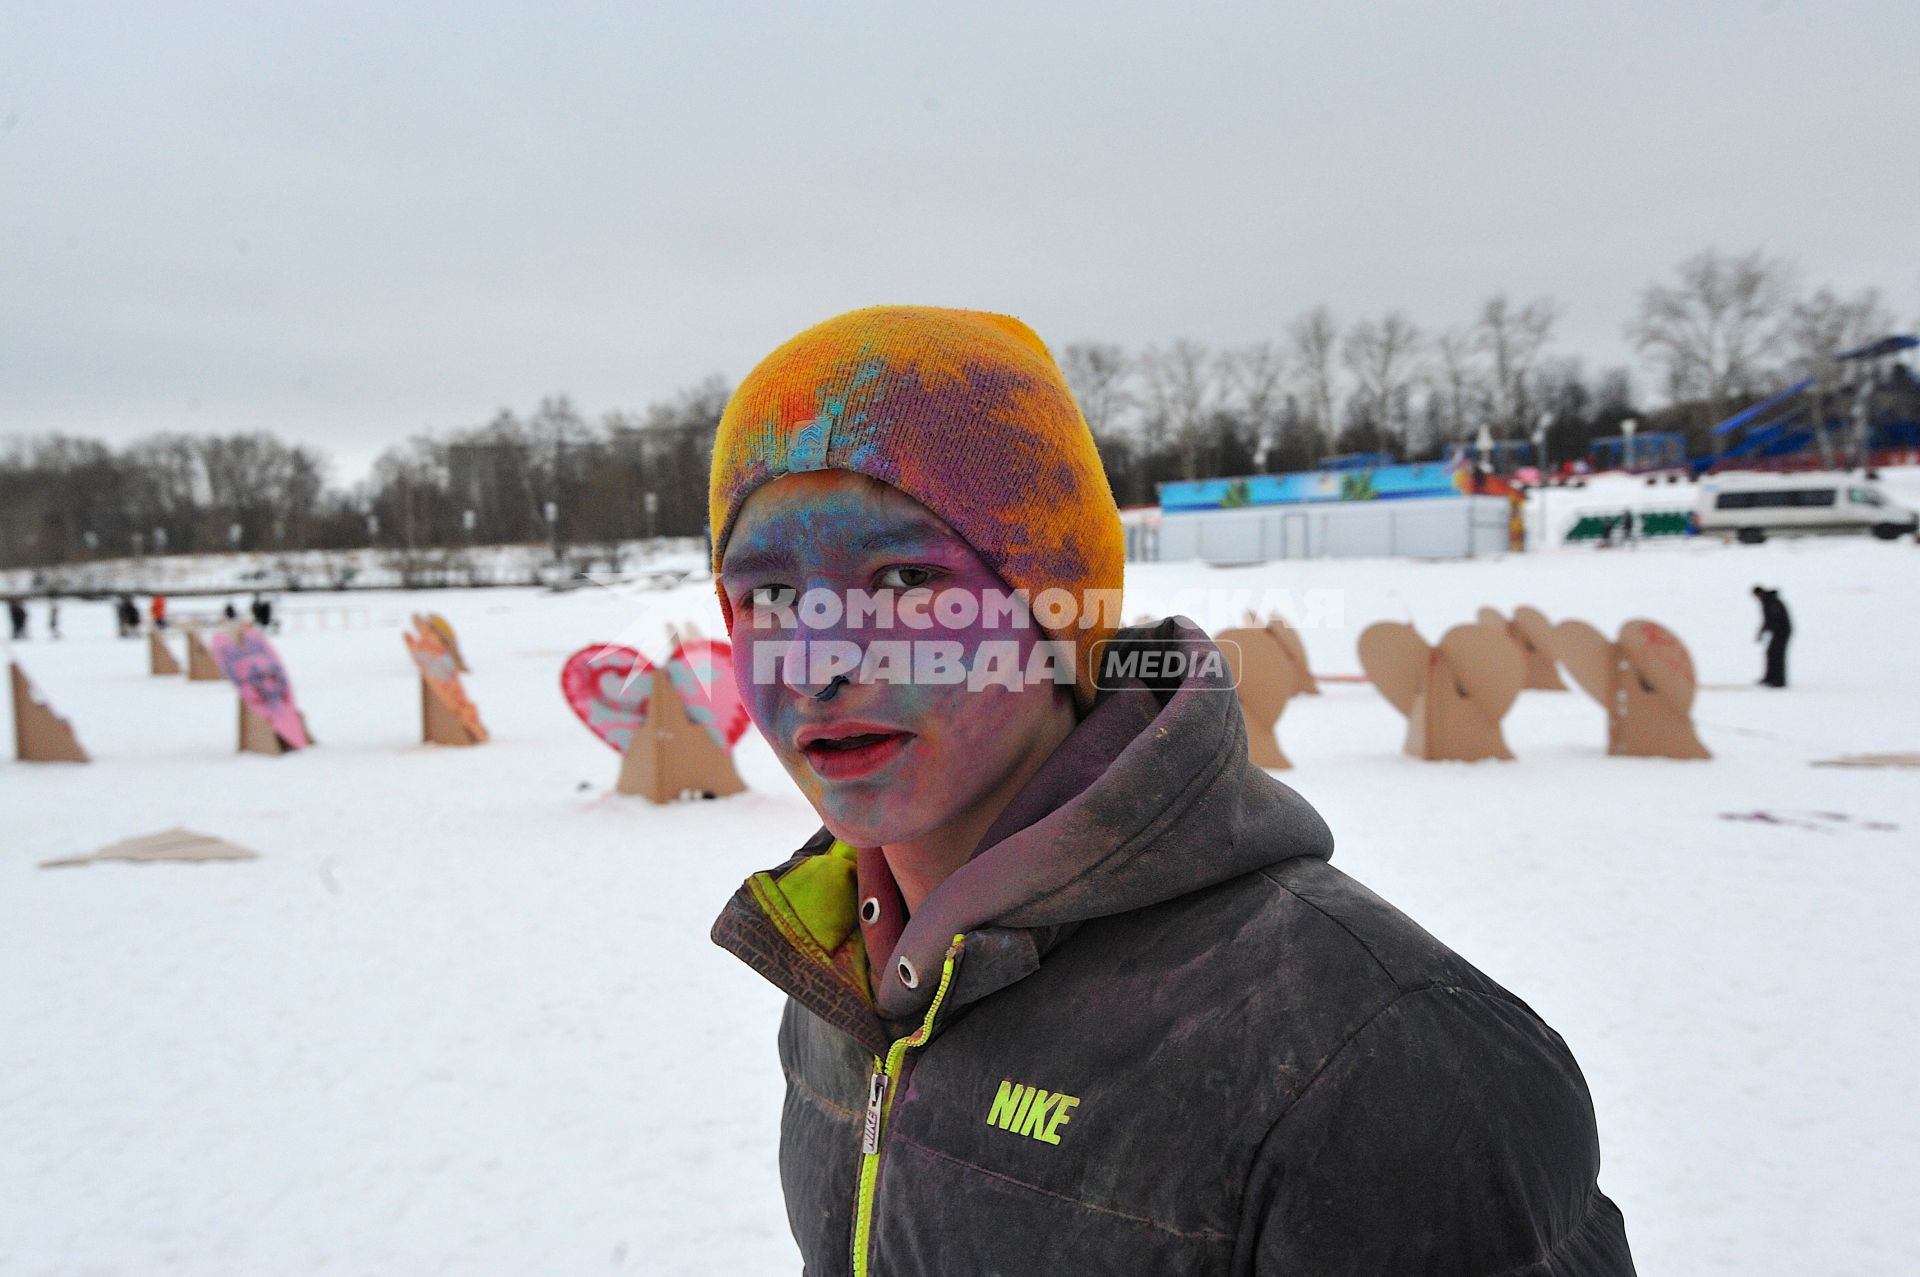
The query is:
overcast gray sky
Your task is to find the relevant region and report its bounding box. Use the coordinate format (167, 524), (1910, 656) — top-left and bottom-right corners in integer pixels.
(3, 1), (1915, 483)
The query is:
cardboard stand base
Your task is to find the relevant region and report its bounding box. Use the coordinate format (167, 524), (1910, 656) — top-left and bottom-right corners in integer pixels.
(1553, 618), (1710, 760)
(11, 662), (90, 763)
(616, 665), (745, 802)
(1357, 623), (1523, 762)
(239, 700), (312, 756)
(149, 630), (182, 676)
(186, 628), (224, 681)
(422, 676), (483, 746)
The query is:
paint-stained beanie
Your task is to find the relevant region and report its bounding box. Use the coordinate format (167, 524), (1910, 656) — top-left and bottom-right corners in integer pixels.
(708, 305), (1124, 709)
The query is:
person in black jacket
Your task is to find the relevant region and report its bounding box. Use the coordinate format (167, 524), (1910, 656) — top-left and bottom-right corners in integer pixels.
(706, 306), (1635, 1275)
(1753, 585), (1791, 688)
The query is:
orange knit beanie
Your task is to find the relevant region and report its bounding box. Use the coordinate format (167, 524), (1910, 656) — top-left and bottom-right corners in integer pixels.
(708, 305), (1124, 709)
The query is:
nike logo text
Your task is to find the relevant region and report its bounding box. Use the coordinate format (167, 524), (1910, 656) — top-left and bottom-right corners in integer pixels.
(985, 1079), (1081, 1145)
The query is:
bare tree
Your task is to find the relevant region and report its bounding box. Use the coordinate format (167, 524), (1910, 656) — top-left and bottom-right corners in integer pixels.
(1625, 248), (1794, 427)
(1341, 313), (1423, 452)
(1138, 340), (1221, 479)
(1475, 294), (1559, 437)
(124, 433), (204, 551)
(1781, 286), (1892, 380)
(1060, 343), (1136, 439)
(1220, 341), (1287, 468)
(1286, 306), (1341, 464)
(1781, 285), (1894, 466)
(1427, 325), (1486, 444)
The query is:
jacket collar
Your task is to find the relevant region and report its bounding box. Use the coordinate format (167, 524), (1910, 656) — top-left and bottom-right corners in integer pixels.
(710, 617), (1335, 1043)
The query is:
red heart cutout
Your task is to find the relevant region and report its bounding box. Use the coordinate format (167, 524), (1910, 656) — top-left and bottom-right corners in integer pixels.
(664, 638), (751, 750)
(560, 645), (655, 753)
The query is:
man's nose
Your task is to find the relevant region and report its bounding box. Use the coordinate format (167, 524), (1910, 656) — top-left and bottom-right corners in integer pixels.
(780, 637), (863, 700)
(782, 585), (867, 699)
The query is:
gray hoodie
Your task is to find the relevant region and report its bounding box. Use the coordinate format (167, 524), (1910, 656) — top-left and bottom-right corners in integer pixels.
(712, 618), (1634, 1275)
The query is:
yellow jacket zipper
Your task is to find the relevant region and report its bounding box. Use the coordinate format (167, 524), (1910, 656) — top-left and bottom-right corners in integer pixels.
(850, 934), (964, 1277)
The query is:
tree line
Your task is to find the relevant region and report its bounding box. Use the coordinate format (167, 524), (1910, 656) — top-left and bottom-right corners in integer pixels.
(1071, 249), (1894, 506)
(1, 247), (1900, 568)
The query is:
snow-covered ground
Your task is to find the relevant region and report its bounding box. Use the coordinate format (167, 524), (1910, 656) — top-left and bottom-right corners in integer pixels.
(3, 536), (1917, 1274)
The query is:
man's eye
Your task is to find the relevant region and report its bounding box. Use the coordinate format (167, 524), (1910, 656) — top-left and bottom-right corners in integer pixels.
(747, 584), (796, 610)
(876, 565), (938, 590)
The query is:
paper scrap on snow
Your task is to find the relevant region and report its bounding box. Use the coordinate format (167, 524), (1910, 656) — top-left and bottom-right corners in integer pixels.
(41, 827), (260, 869)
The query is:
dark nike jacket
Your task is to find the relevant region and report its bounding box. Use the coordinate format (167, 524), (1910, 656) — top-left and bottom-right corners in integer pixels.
(712, 618), (1635, 1275)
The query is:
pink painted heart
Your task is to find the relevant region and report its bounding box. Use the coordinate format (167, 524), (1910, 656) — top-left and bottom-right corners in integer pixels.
(664, 638), (750, 751)
(209, 627), (311, 750)
(560, 645), (655, 753)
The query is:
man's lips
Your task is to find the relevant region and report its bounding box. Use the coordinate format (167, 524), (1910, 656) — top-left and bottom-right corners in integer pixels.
(796, 723), (915, 781)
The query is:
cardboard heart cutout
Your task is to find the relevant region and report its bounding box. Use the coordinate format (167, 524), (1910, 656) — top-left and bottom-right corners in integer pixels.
(1511, 605), (1568, 690)
(1478, 606), (1566, 691)
(11, 662), (89, 763)
(1214, 626), (1297, 769)
(423, 612), (470, 673)
(663, 637), (751, 750)
(1356, 622), (1427, 717)
(561, 645), (655, 754)
(1553, 618), (1710, 759)
(207, 627), (310, 751)
(1550, 620), (1617, 707)
(1358, 621), (1520, 761)
(1619, 619), (1697, 715)
(185, 627), (224, 681)
(1438, 624), (1523, 723)
(616, 665), (748, 802)
(149, 630), (182, 676)
(405, 619), (487, 745)
(1244, 610), (1320, 695)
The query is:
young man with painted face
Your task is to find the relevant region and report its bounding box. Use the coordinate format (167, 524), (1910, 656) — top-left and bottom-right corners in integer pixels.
(709, 306), (1634, 1275)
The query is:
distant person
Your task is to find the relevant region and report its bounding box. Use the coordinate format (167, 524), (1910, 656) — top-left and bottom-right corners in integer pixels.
(150, 594), (168, 630)
(1753, 585), (1792, 688)
(1620, 508), (1636, 545)
(223, 600), (239, 621)
(7, 597), (25, 640)
(47, 599), (61, 640)
(251, 594), (274, 631)
(117, 594), (139, 637)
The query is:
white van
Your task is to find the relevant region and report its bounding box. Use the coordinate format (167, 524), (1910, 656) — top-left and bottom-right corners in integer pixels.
(1696, 471), (1919, 543)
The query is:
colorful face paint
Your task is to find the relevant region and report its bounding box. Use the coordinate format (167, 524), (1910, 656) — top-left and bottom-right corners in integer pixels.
(721, 470), (1075, 853)
(707, 306), (1126, 709)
